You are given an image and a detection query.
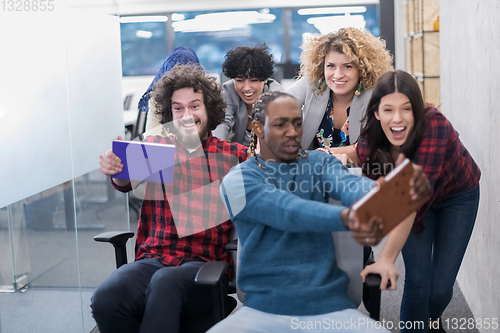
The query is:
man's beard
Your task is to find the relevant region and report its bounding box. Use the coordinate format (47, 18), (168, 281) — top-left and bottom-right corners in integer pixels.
(171, 119), (209, 149)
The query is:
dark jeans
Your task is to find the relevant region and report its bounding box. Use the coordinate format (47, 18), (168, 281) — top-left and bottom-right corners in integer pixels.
(91, 258), (226, 333)
(400, 185), (479, 332)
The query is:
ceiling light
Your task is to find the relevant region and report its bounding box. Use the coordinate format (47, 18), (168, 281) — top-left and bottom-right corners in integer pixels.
(173, 11), (275, 33)
(298, 6), (367, 15)
(171, 13), (185, 21)
(120, 16), (168, 23)
(135, 30), (153, 39)
(307, 15), (366, 34)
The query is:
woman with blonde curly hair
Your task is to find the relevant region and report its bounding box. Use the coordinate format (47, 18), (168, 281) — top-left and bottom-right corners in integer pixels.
(287, 27), (392, 155)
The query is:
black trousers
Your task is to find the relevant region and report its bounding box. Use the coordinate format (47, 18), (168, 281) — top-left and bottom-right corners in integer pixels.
(91, 258), (225, 333)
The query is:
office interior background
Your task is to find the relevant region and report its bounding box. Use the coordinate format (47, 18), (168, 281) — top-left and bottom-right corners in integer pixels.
(0, 0), (498, 332)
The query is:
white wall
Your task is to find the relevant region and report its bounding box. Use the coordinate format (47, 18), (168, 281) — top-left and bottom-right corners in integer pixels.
(440, 1), (500, 331)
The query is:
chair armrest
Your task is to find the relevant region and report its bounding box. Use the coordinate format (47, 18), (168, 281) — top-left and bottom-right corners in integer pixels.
(362, 247), (390, 288)
(225, 239), (238, 251)
(94, 231), (134, 269)
(364, 273), (382, 288)
(195, 261), (230, 323)
(363, 270), (391, 289)
(94, 231), (134, 243)
(195, 261), (228, 286)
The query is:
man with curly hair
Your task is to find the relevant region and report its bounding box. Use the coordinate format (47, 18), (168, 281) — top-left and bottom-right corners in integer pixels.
(212, 44), (284, 146)
(92, 65), (248, 333)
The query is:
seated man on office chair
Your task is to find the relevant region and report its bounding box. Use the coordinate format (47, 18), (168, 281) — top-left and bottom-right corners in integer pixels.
(210, 91), (430, 332)
(92, 65), (248, 333)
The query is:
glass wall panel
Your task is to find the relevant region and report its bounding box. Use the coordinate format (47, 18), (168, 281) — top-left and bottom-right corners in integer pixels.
(0, 206), (14, 291)
(121, 22), (168, 76)
(0, 184), (83, 333)
(0, 201), (29, 293)
(74, 170), (131, 333)
(19, 185), (77, 288)
(173, 8), (284, 74)
(0, 3), (126, 333)
(0, 177), (130, 333)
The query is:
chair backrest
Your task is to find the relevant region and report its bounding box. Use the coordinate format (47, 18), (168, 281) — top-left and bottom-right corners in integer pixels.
(133, 110), (148, 140)
(330, 166), (364, 307)
(235, 238), (245, 302)
(232, 230), (364, 307)
(124, 94), (133, 110)
(332, 231), (363, 307)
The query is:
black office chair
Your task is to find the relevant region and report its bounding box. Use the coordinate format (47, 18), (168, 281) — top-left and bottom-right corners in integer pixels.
(133, 109), (148, 141)
(363, 246), (385, 321)
(224, 239), (384, 321)
(92, 231), (237, 333)
(93, 233), (383, 333)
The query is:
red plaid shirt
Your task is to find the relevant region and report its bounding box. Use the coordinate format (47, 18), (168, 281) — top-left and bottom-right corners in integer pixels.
(356, 108), (480, 232)
(112, 133), (248, 272)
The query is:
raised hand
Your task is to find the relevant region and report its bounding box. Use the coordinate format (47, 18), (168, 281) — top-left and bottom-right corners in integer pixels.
(99, 136), (123, 176)
(342, 208), (384, 246)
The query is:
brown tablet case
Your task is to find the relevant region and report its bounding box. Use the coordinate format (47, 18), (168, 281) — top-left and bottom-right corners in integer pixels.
(352, 158), (430, 237)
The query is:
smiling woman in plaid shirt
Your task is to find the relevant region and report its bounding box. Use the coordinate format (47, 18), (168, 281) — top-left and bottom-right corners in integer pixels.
(92, 65), (248, 333)
(355, 70), (480, 333)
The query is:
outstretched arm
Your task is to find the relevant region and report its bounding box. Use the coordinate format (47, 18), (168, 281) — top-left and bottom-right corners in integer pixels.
(220, 165), (349, 233)
(358, 155), (429, 290)
(221, 166), (385, 243)
(329, 144), (360, 164)
(360, 212), (415, 290)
